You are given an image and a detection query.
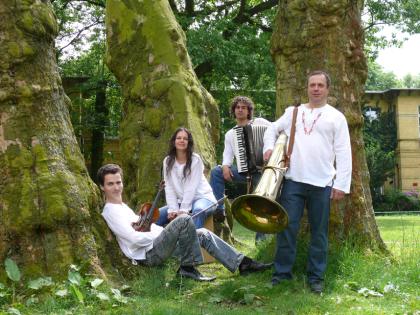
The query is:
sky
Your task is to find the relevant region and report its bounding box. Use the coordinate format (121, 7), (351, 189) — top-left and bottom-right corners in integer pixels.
(376, 33), (420, 79)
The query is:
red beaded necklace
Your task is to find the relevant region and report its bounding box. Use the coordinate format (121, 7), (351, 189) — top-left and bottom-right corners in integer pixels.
(302, 110), (322, 135)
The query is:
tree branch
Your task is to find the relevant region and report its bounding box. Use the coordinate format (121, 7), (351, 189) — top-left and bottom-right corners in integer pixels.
(57, 20), (102, 53)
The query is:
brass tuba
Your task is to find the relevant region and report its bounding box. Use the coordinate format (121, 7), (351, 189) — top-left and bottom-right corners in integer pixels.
(231, 132), (289, 233)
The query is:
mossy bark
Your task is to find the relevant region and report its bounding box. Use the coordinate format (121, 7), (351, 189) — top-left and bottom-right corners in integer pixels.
(0, 0), (126, 279)
(105, 0), (219, 205)
(271, 0), (385, 250)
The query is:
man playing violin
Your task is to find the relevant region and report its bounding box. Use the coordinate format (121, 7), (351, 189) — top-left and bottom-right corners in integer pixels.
(98, 163), (272, 281)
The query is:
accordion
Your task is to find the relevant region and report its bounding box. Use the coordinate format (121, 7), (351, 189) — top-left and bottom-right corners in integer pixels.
(233, 124), (268, 174)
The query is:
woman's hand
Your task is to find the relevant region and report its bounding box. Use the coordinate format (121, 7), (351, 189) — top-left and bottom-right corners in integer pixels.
(167, 211), (178, 221)
(167, 210), (189, 221)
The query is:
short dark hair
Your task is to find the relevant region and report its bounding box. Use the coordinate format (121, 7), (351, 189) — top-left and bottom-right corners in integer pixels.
(97, 164), (123, 186)
(230, 96), (254, 120)
(307, 70), (331, 88)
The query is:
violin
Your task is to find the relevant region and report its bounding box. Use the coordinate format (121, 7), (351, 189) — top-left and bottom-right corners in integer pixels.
(132, 181), (165, 232)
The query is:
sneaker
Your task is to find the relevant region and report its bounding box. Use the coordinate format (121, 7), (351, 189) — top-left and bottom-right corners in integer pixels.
(238, 256), (273, 275)
(309, 281), (324, 294)
(176, 266), (216, 282)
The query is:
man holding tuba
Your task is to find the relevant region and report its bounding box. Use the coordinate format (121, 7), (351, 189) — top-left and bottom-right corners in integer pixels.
(263, 70), (352, 294)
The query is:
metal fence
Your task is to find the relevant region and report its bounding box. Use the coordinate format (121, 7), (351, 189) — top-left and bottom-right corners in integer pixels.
(374, 211), (420, 215)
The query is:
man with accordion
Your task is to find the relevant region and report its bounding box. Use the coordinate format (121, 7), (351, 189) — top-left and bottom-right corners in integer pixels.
(210, 96), (270, 242)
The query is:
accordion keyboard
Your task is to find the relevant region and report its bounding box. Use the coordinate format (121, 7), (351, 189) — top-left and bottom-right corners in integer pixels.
(233, 124), (268, 174)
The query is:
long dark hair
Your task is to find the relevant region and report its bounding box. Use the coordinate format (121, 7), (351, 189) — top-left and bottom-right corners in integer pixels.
(166, 127), (194, 179)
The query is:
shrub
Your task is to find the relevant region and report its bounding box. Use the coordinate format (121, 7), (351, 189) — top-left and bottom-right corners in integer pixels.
(375, 189), (420, 213)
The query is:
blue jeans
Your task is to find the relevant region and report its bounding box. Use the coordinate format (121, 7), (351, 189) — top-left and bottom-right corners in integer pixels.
(142, 216), (244, 272)
(209, 165), (247, 213)
(156, 198), (216, 229)
(273, 179), (332, 283)
(143, 215), (203, 267)
(209, 165), (266, 241)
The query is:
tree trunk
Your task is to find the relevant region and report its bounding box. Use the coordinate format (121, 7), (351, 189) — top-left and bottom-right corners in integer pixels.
(105, 0), (219, 205)
(271, 0), (385, 250)
(90, 80), (108, 181)
(0, 0), (125, 279)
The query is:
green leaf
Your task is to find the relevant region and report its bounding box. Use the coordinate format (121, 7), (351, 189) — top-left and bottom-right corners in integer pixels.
(25, 296), (39, 306)
(69, 264), (80, 271)
(90, 278), (104, 288)
(208, 294), (223, 304)
(28, 277), (53, 290)
(5, 258), (21, 282)
(96, 292), (110, 301)
(68, 270), (82, 286)
(111, 288), (128, 304)
(55, 289), (69, 297)
(243, 293), (255, 305)
(70, 284), (84, 304)
(7, 308), (21, 315)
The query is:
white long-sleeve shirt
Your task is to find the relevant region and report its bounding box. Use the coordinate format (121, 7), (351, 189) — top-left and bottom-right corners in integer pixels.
(263, 104), (352, 193)
(102, 202), (164, 260)
(163, 153), (216, 213)
(222, 117), (271, 166)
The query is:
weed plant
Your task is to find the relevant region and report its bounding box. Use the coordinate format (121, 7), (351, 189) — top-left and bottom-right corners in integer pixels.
(0, 216), (418, 314)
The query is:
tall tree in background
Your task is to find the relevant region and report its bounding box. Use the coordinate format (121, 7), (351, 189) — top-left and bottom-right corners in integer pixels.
(0, 0), (124, 278)
(105, 0), (219, 205)
(271, 0), (385, 249)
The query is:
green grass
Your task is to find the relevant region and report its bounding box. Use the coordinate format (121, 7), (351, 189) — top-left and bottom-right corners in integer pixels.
(376, 215), (420, 257)
(1, 216), (419, 314)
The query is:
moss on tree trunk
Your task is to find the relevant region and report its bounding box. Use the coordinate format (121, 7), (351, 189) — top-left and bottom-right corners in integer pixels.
(0, 0), (126, 279)
(105, 0), (219, 205)
(271, 0), (386, 250)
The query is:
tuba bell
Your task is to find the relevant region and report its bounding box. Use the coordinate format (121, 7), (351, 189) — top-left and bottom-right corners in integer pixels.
(231, 132), (289, 233)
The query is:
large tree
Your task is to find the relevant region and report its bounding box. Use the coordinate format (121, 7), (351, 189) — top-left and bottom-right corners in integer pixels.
(0, 0), (123, 278)
(271, 1), (385, 249)
(105, 0), (219, 206)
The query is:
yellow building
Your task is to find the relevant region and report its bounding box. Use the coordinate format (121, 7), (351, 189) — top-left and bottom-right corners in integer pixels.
(364, 89), (420, 193)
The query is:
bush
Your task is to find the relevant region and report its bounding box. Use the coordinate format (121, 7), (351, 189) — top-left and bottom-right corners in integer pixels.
(375, 189), (420, 212)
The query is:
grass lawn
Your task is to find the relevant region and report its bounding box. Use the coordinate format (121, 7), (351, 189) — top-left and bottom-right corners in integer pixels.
(1, 216), (419, 314)
(376, 215), (420, 257)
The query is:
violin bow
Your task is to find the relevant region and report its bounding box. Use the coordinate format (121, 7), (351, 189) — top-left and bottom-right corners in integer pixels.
(191, 196), (227, 219)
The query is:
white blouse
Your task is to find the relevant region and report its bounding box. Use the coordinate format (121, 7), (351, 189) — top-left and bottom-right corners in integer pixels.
(163, 153), (216, 213)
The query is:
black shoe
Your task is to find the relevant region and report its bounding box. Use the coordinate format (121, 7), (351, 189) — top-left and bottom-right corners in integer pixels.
(309, 281), (324, 294)
(177, 266), (216, 282)
(239, 256), (273, 275)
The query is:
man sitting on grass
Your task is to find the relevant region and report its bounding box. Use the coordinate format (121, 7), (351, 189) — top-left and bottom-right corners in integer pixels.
(98, 164), (272, 282)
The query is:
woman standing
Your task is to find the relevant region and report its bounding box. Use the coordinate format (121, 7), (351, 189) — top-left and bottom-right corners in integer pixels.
(156, 127), (217, 228)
